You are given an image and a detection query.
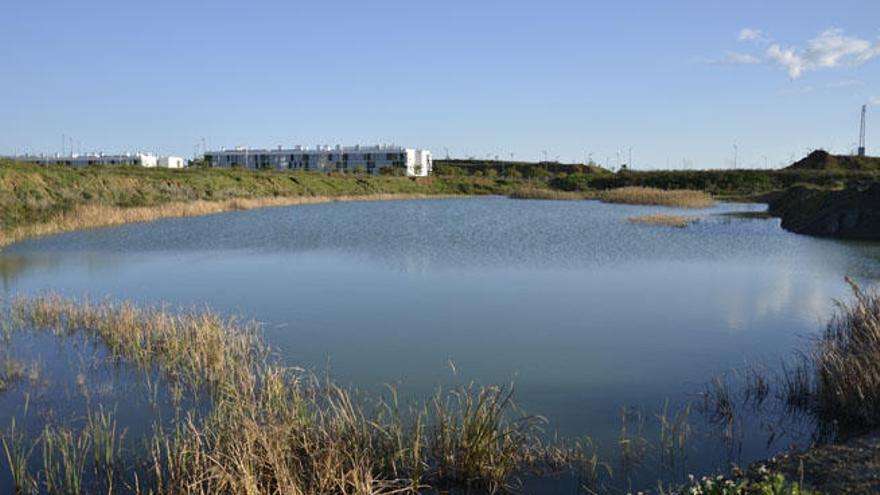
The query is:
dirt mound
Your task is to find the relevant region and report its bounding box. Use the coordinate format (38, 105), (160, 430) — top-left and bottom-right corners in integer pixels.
(786, 150), (880, 171)
(768, 183), (880, 240)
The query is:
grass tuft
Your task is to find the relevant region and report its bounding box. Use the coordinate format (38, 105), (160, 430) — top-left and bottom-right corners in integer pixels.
(784, 279), (880, 430)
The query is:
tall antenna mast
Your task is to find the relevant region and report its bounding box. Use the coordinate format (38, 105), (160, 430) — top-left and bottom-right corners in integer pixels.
(858, 104), (867, 157)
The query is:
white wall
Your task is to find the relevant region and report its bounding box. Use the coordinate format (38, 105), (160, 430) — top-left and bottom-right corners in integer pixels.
(140, 154), (158, 167)
(158, 156), (184, 168)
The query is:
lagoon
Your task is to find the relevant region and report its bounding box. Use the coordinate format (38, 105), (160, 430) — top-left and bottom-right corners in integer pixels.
(2, 196), (880, 487)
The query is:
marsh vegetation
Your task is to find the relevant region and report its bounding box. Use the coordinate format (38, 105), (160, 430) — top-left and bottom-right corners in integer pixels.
(596, 187), (714, 209)
(0, 295), (586, 494)
(0, 288), (852, 494)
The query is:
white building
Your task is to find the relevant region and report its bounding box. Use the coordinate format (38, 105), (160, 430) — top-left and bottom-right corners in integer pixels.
(9, 152), (173, 168)
(204, 145), (433, 177)
(158, 156), (185, 169)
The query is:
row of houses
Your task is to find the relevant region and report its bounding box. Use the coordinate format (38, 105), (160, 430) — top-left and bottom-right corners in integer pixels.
(203, 145), (433, 177)
(6, 145), (434, 177)
(9, 153), (185, 168)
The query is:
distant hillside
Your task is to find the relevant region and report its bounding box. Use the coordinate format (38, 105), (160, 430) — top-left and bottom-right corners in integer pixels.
(786, 150), (880, 171)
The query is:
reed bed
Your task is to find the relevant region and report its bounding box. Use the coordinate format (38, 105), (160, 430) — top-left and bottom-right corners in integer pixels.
(597, 187), (714, 208)
(627, 214), (700, 228)
(0, 194), (440, 248)
(2, 294), (578, 494)
(5, 293), (805, 494)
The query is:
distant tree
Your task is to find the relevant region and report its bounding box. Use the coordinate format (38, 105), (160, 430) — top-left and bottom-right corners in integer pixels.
(484, 168), (498, 177)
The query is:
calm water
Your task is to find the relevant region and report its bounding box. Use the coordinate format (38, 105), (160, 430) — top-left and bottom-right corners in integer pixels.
(3, 197), (880, 487)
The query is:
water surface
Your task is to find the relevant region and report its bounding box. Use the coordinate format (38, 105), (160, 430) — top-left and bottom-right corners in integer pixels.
(3, 197), (880, 486)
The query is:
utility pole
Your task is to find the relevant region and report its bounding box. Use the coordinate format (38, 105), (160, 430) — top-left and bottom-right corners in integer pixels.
(628, 147), (633, 169)
(733, 144), (738, 169)
(858, 104), (867, 157)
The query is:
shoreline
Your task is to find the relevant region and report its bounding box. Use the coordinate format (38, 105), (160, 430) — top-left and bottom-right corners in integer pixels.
(0, 193), (457, 249)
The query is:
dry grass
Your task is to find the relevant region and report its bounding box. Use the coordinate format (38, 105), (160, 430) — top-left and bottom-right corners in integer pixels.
(0, 194), (441, 248)
(597, 187), (714, 208)
(784, 279), (880, 429)
(627, 214), (700, 228)
(9, 295), (262, 392)
(4, 295), (577, 494)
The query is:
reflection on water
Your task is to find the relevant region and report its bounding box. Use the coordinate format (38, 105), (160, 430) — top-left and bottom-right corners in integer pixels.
(2, 197), (880, 482)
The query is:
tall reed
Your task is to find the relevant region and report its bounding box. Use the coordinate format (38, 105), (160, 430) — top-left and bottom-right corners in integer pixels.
(785, 279), (880, 429)
(598, 187), (714, 208)
(4, 294), (567, 494)
(2, 418), (36, 493)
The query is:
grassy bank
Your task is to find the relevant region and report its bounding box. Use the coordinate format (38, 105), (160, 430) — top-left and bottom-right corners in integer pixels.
(435, 158), (880, 198)
(0, 160), (521, 247)
(1, 161), (730, 248)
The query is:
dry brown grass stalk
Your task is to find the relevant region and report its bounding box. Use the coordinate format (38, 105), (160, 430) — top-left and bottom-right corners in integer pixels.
(598, 187), (714, 208)
(786, 280), (880, 429)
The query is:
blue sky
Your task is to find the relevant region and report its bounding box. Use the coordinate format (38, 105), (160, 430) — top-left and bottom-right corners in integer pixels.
(1, 0), (878, 169)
